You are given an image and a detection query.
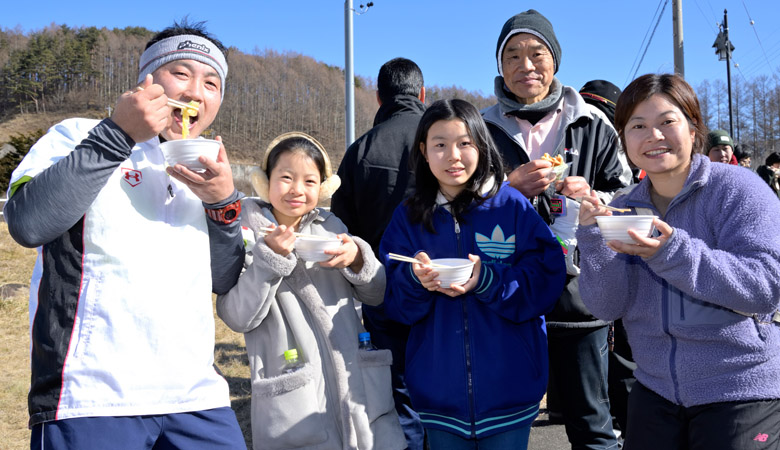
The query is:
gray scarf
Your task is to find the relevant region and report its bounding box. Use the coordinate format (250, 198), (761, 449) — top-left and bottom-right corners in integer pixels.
(494, 76), (563, 121)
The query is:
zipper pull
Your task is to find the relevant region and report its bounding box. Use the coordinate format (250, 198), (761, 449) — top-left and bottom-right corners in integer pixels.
(167, 184), (175, 198)
(454, 218), (460, 234)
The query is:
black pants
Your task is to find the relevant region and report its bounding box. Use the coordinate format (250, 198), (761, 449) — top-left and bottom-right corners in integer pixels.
(625, 382), (780, 450)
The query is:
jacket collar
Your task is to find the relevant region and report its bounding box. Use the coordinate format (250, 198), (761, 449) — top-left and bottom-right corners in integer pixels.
(624, 154), (711, 208)
(256, 200), (325, 229)
(374, 94), (426, 127)
(435, 176), (497, 207)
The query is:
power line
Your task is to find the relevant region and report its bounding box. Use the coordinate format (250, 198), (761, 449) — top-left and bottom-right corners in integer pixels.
(693, 0), (719, 33)
(625, 0), (669, 86)
(631, 0), (669, 84)
(741, 0), (780, 83)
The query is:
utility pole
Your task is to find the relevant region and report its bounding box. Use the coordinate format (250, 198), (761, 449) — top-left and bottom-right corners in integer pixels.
(673, 0), (684, 77)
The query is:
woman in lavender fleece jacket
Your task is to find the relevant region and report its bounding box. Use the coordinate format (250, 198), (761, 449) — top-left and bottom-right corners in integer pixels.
(575, 74), (780, 450)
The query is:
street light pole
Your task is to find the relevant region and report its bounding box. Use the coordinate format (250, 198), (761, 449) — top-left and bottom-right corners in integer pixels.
(344, 0), (355, 150)
(724, 9), (734, 138)
(343, 1), (373, 151)
(713, 9), (736, 138)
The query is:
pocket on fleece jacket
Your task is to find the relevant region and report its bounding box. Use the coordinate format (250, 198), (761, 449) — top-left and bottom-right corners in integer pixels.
(358, 348), (395, 423)
(251, 363), (328, 449)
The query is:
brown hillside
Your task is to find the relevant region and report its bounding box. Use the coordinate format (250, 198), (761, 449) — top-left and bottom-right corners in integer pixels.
(0, 110), (106, 146)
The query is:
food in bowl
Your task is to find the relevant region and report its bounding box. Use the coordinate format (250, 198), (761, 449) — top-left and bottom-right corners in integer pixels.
(430, 258), (475, 287)
(159, 138), (220, 173)
(541, 152), (568, 180)
(295, 236), (343, 262)
(594, 215), (656, 244)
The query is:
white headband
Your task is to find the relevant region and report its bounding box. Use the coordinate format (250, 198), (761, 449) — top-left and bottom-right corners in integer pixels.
(138, 34), (228, 100)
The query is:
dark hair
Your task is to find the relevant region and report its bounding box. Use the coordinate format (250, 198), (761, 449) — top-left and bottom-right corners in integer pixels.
(266, 137), (327, 182)
(734, 145), (751, 161)
(407, 99), (504, 233)
(615, 74), (707, 157)
(146, 18), (229, 61)
(377, 58), (424, 104)
(766, 152), (780, 166)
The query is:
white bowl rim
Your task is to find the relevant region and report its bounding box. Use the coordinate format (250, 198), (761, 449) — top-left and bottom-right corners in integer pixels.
(595, 215), (657, 221)
(295, 236), (342, 243)
(430, 258), (476, 269)
(159, 138), (221, 146)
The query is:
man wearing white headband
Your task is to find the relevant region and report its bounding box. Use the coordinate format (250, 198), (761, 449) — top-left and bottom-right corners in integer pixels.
(3, 20), (246, 449)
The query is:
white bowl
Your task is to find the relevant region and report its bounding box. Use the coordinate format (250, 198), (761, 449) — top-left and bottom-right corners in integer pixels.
(431, 258), (475, 287)
(159, 139), (220, 172)
(595, 215), (656, 244)
(295, 236), (342, 262)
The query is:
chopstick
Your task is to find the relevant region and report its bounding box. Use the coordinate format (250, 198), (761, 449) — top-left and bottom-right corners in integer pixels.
(569, 196), (632, 213)
(258, 227), (334, 240)
(387, 253), (448, 268)
(134, 86), (199, 111)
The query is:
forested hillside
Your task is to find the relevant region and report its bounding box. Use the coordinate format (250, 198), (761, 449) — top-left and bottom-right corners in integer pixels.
(0, 24), (494, 170)
(2, 23), (777, 171)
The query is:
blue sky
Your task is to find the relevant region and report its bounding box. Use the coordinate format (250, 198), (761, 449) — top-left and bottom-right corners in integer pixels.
(3, 0), (779, 96)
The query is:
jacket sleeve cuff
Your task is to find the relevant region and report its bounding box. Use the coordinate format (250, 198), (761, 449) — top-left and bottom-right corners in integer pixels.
(473, 264), (495, 299)
(252, 238), (297, 277)
(340, 235), (381, 285)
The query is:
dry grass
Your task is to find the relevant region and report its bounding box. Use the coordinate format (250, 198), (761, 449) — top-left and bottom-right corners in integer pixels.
(0, 222), (253, 449)
(0, 222), (37, 449)
(0, 111), (105, 145)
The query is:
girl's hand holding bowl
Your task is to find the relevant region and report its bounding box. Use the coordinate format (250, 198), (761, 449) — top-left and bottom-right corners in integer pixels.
(262, 224), (296, 257)
(319, 234), (364, 272)
(411, 252), (481, 298)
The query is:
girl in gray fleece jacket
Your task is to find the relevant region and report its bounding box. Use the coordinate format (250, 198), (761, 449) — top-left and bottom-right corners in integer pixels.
(217, 132), (406, 450)
(576, 74), (780, 450)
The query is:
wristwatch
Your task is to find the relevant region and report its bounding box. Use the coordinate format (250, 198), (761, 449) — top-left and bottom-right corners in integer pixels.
(205, 200), (241, 224)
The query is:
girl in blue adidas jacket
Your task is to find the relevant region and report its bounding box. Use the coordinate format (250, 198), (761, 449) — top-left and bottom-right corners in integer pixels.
(379, 99), (566, 449)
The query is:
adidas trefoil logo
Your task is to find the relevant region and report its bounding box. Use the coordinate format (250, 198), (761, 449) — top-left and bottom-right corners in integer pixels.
(475, 225), (515, 260)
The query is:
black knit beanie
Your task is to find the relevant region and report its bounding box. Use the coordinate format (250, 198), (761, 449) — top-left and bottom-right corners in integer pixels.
(579, 80), (622, 126)
(496, 10), (561, 76)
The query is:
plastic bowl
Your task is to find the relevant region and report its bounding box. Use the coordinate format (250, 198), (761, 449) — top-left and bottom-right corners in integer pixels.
(159, 139), (220, 172)
(430, 258), (475, 287)
(295, 236), (342, 262)
(595, 215), (656, 244)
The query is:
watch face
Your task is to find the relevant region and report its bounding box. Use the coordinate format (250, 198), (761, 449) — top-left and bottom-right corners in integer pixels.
(224, 209), (237, 220)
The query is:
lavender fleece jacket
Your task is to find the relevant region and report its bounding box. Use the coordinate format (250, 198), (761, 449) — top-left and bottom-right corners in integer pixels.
(576, 154), (780, 407)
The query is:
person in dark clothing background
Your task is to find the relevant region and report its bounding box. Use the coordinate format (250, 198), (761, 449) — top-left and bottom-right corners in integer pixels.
(757, 151), (780, 199)
(330, 57), (426, 450)
(578, 80), (636, 443)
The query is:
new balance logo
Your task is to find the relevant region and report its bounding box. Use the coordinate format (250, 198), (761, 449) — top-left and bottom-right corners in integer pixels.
(475, 225), (515, 260)
(754, 433), (769, 442)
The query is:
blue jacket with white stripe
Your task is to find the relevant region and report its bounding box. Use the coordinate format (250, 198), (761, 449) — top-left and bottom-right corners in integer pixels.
(379, 182), (566, 439)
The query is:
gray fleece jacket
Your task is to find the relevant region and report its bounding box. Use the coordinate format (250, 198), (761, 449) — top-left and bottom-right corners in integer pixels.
(217, 198), (406, 450)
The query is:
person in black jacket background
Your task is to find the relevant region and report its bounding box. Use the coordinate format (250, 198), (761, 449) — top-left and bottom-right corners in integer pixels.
(757, 152), (780, 199)
(330, 57), (426, 450)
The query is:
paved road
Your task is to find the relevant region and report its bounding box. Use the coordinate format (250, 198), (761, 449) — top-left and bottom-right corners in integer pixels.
(529, 409), (572, 449)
